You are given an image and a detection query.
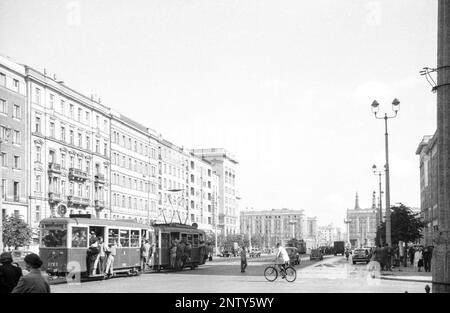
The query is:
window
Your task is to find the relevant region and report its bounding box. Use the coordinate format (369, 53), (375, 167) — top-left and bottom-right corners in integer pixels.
(70, 104), (74, 119)
(108, 229), (119, 246)
(104, 120), (107, 132)
(85, 112), (90, 124)
(41, 228), (67, 248)
(69, 130), (74, 145)
(0, 99), (6, 114)
(130, 230), (139, 247)
(0, 73), (5, 86)
(49, 94), (54, 109)
(60, 126), (65, 141)
(13, 156), (20, 169)
(78, 133), (82, 147)
(35, 87), (41, 104)
(104, 143), (107, 156)
(0, 152), (6, 167)
(1, 179), (6, 199)
(35, 206), (41, 223)
(12, 130), (20, 144)
(12, 104), (20, 119)
(13, 181), (19, 201)
(35, 146), (41, 163)
(95, 140), (100, 153)
(61, 154), (66, 168)
(86, 160), (90, 174)
(13, 79), (19, 92)
(96, 115), (99, 127)
(78, 108), (82, 122)
(61, 181), (66, 196)
(49, 122), (55, 138)
(35, 117), (41, 133)
(35, 175), (41, 193)
(60, 100), (65, 115)
(70, 156), (74, 168)
(86, 136), (90, 150)
(71, 227), (88, 248)
(69, 182), (74, 195)
(120, 229), (130, 247)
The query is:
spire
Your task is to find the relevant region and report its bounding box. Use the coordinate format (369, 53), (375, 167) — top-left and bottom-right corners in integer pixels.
(372, 191), (376, 209)
(355, 192), (360, 210)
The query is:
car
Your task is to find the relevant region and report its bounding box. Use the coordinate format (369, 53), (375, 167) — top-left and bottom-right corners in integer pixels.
(310, 249), (324, 261)
(285, 247), (301, 265)
(352, 248), (370, 264)
(220, 250), (231, 257)
(11, 250), (33, 269)
(249, 249), (262, 258)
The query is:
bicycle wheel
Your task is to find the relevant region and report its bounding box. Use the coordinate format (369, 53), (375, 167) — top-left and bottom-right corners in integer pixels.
(285, 266), (297, 282)
(264, 266), (278, 282)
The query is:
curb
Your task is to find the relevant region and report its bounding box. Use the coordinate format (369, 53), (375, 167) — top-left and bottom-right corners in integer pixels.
(379, 276), (432, 284)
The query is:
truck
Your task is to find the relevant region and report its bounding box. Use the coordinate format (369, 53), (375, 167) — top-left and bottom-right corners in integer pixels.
(333, 241), (345, 256)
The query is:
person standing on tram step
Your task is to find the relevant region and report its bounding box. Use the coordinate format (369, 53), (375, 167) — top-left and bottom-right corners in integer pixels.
(148, 243), (155, 269)
(97, 237), (107, 275)
(240, 246), (247, 273)
(105, 241), (117, 278)
(0, 252), (23, 294)
(175, 239), (184, 271)
(170, 241), (177, 271)
(141, 240), (151, 272)
(198, 241), (206, 264)
(185, 242), (192, 265)
(12, 253), (50, 293)
(89, 238), (100, 276)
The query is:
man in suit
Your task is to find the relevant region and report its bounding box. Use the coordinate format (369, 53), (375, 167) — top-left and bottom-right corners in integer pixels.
(12, 253), (50, 293)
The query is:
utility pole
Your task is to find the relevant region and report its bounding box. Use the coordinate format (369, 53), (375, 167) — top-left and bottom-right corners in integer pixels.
(434, 0), (450, 293)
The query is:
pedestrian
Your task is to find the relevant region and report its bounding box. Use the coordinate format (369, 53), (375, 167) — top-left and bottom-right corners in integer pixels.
(180, 239), (188, 269)
(141, 240), (151, 272)
(417, 246), (424, 272)
(185, 242), (192, 265)
(198, 241), (205, 264)
(12, 253), (50, 293)
(422, 246), (430, 272)
(385, 243), (393, 271)
(408, 246), (415, 266)
(170, 240), (178, 271)
(240, 246), (247, 273)
(104, 241), (117, 278)
(148, 243), (155, 269)
(414, 246), (422, 271)
(0, 252), (23, 294)
(97, 237), (107, 275)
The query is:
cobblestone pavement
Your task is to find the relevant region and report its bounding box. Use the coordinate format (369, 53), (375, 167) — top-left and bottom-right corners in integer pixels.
(51, 256), (429, 293)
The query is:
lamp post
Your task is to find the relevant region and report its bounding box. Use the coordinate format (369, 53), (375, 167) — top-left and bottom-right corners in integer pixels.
(372, 164), (385, 242)
(371, 98), (400, 247)
(344, 218), (351, 248)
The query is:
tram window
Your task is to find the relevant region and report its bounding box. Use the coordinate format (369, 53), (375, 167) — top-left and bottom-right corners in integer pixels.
(193, 234), (199, 248)
(109, 229), (119, 246)
(187, 234), (193, 244)
(41, 229), (67, 248)
(161, 233), (170, 248)
(71, 227), (88, 248)
(120, 229), (130, 247)
(141, 229), (147, 241)
(130, 230), (140, 247)
(181, 233), (187, 242)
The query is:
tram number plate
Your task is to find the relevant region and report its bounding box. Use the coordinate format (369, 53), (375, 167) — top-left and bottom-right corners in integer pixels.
(48, 262), (58, 267)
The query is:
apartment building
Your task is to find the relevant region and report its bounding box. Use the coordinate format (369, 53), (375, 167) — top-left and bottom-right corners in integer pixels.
(26, 66), (111, 233)
(110, 111), (158, 223)
(0, 56), (29, 222)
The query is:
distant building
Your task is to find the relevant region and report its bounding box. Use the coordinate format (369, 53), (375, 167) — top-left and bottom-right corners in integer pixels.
(416, 133), (438, 246)
(346, 193), (377, 248)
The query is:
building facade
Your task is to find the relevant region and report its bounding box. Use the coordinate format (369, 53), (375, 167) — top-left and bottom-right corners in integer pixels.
(110, 111), (159, 224)
(240, 208), (307, 248)
(416, 133), (438, 246)
(0, 56), (29, 223)
(346, 193), (377, 248)
(26, 66), (112, 236)
(191, 148), (239, 235)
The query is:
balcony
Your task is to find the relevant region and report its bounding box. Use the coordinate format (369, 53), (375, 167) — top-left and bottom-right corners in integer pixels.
(69, 168), (88, 182)
(94, 173), (106, 185)
(67, 195), (90, 208)
(48, 192), (63, 204)
(95, 199), (106, 210)
(48, 162), (61, 175)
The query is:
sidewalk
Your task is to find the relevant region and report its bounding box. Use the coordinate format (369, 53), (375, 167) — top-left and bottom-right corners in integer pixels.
(379, 265), (432, 283)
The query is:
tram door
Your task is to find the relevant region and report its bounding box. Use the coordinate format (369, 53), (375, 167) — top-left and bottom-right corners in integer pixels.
(160, 232), (170, 266)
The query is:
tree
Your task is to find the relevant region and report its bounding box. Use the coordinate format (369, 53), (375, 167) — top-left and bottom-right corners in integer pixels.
(2, 214), (33, 250)
(376, 203), (425, 246)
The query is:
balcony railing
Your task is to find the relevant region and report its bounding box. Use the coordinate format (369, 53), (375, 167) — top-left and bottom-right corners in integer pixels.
(69, 168), (88, 182)
(94, 173), (106, 184)
(67, 195), (90, 207)
(48, 162), (61, 175)
(95, 199), (106, 210)
(48, 192), (63, 203)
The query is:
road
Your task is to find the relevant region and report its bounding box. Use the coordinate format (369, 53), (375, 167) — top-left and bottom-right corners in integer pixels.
(51, 255), (429, 293)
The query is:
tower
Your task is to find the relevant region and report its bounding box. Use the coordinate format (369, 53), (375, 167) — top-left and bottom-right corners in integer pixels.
(354, 192), (360, 210)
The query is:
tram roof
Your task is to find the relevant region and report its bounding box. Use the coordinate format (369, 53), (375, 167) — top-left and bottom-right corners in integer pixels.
(39, 217), (152, 229)
(152, 222), (205, 232)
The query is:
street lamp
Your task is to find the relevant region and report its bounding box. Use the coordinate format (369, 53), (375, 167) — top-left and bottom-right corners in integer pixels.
(371, 98), (400, 247)
(372, 164), (385, 232)
(344, 218), (351, 247)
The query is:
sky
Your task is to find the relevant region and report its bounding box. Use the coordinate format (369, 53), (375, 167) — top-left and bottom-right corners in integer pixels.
(0, 0), (438, 230)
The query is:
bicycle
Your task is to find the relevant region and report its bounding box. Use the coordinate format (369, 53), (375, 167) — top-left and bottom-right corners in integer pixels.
(264, 262), (297, 282)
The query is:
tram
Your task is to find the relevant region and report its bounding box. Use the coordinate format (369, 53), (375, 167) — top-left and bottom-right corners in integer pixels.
(38, 215), (207, 278)
(152, 222), (206, 271)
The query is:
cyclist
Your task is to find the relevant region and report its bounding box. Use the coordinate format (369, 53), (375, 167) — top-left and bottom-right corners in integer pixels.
(275, 243), (290, 278)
